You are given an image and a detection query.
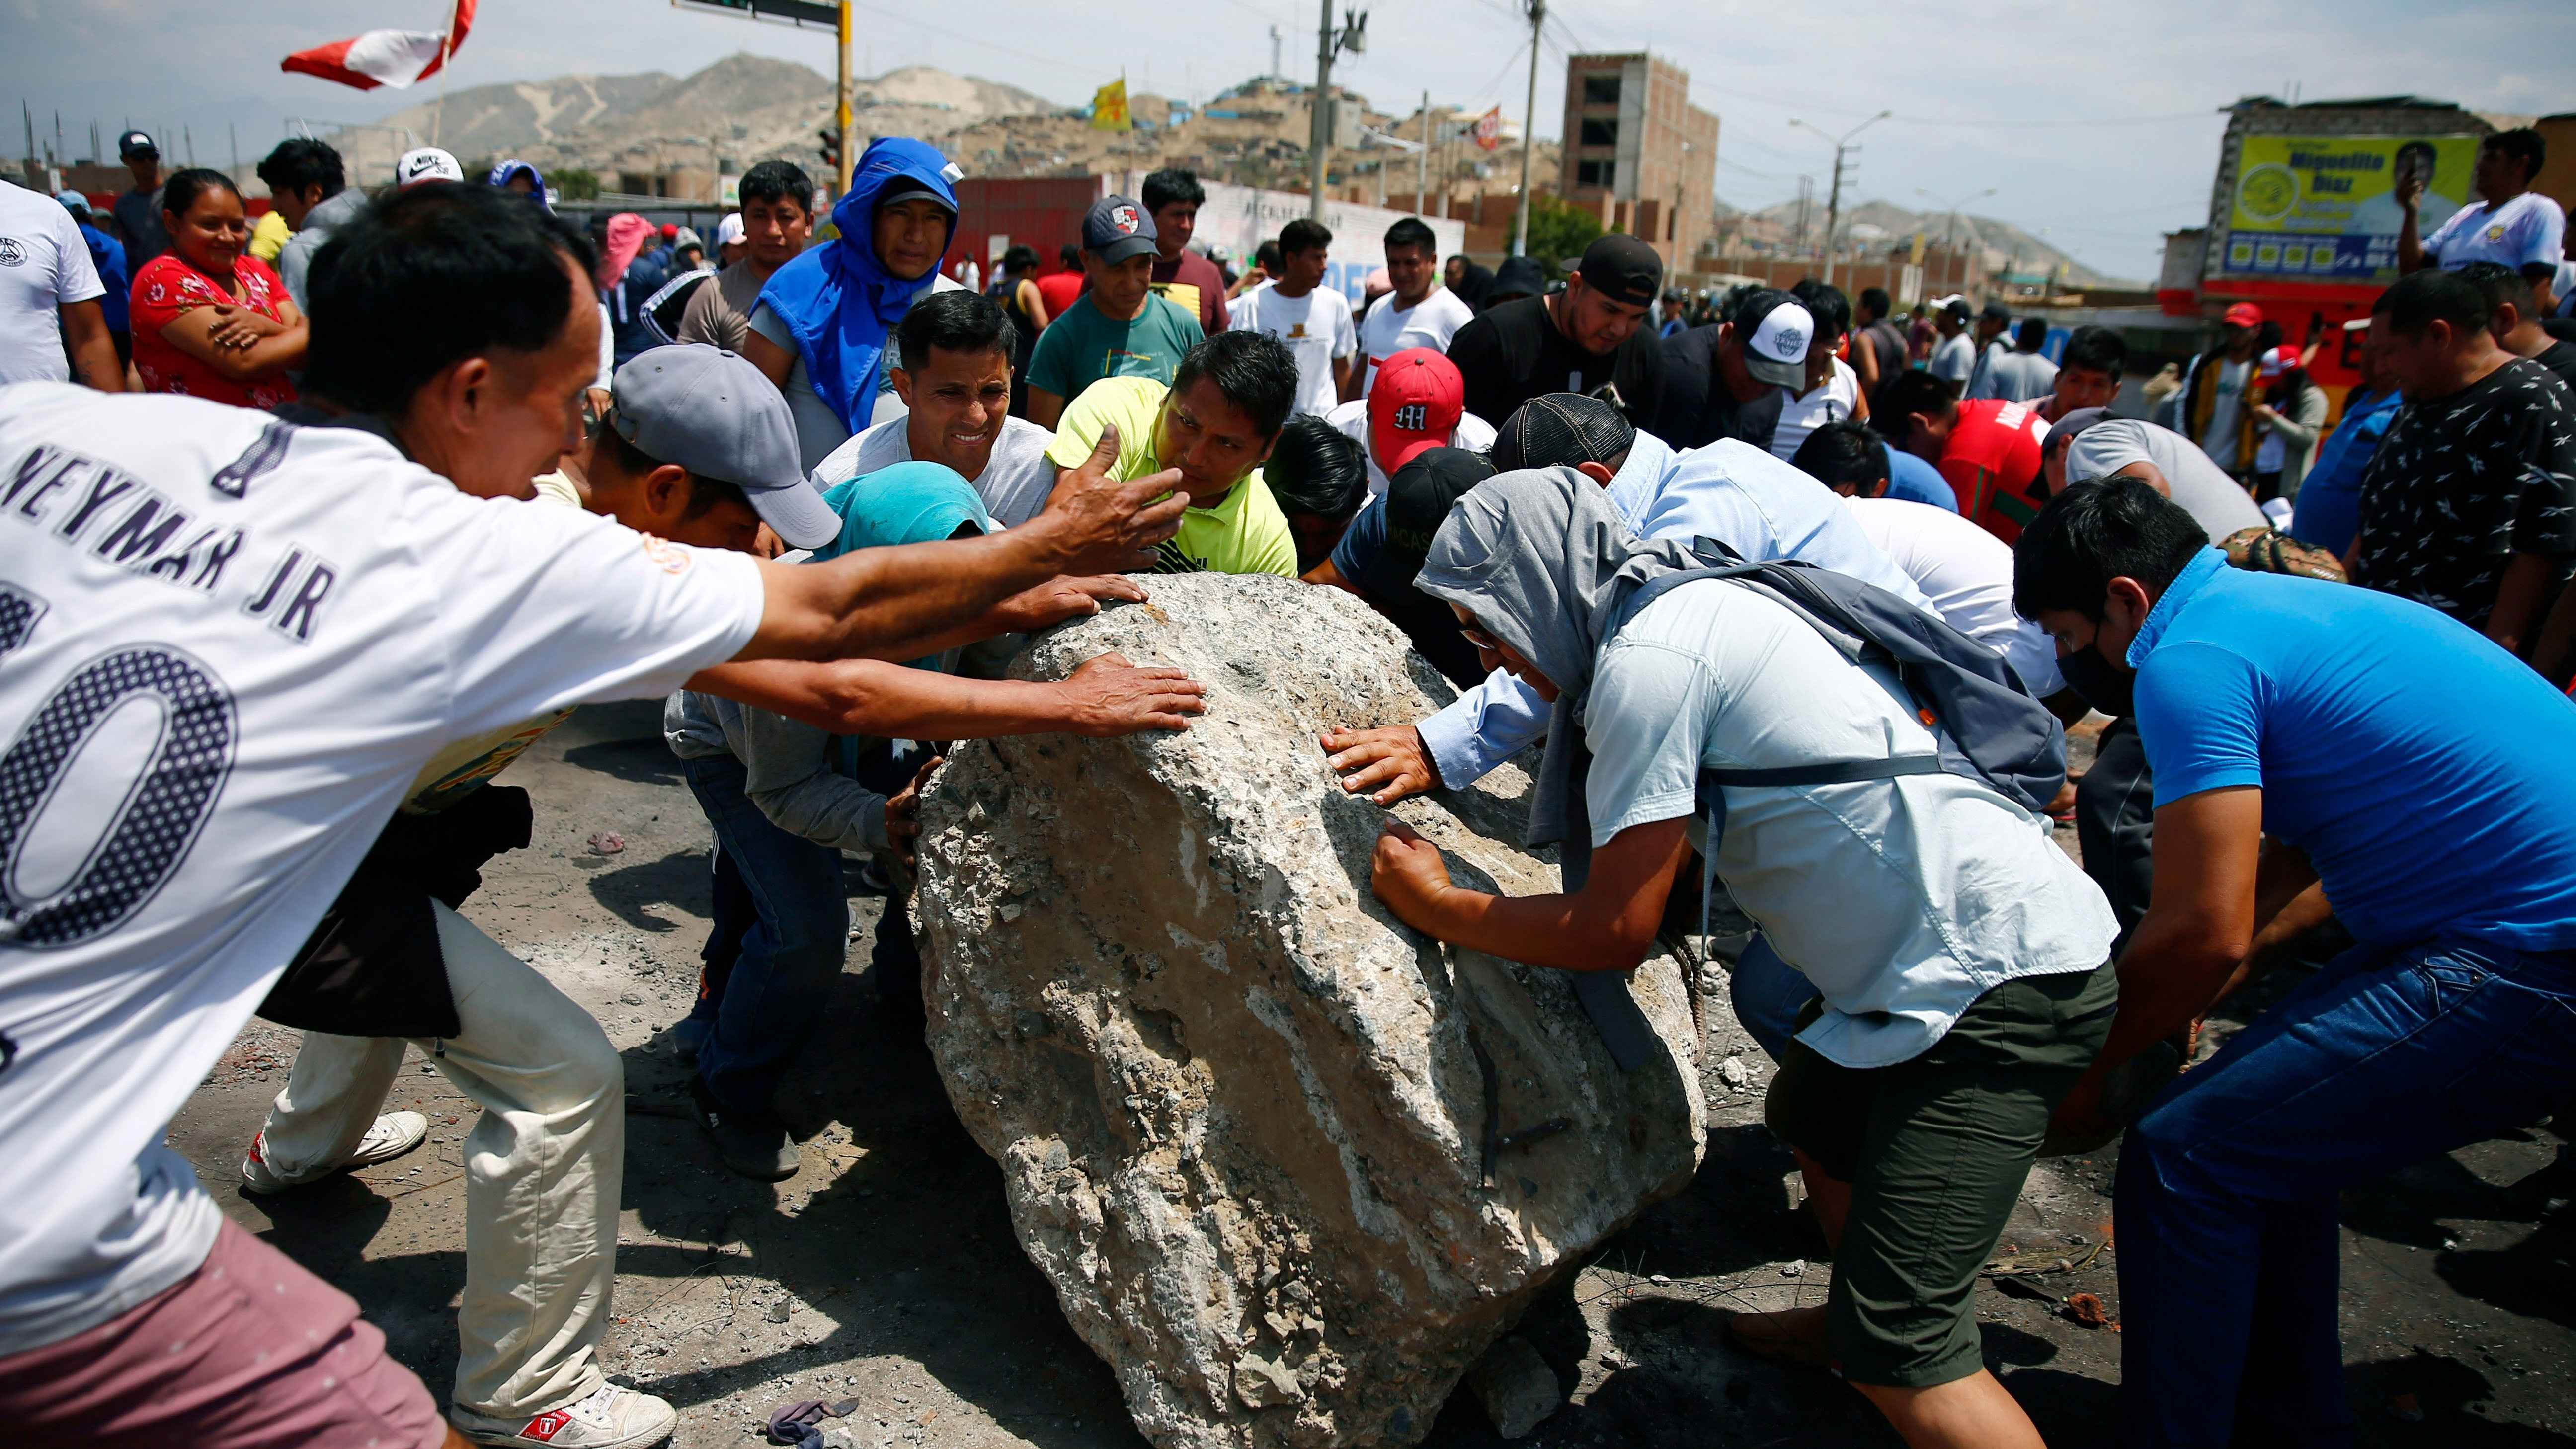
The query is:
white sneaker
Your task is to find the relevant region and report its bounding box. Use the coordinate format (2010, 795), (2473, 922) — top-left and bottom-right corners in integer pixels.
(452, 1384), (678, 1448)
(239, 1111), (429, 1193)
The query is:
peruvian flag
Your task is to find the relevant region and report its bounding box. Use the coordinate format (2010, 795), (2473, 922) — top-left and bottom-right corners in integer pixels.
(282, 0), (476, 91)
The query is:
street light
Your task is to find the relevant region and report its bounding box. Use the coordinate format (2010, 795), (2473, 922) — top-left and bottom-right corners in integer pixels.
(1915, 185), (1996, 255)
(1788, 110), (1889, 287)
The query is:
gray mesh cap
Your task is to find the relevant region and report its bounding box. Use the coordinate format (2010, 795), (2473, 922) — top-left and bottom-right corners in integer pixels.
(1491, 392), (1636, 474)
(610, 344), (837, 550)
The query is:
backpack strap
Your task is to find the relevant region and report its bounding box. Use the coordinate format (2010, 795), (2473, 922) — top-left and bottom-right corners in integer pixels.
(1686, 754), (1946, 999)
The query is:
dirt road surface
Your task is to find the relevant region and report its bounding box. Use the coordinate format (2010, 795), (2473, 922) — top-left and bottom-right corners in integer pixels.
(168, 701), (2576, 1447)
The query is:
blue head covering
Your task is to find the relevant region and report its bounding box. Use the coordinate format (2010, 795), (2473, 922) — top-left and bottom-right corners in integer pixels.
(813, 461), (992, 677)
(756, 138), (958, 433)
(485, 159), (548, 205)
(812, 461), (993, 563)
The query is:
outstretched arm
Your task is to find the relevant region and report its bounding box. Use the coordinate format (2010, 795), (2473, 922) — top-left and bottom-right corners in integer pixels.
(687, 651), (1206, 737)
(733, 424), (1185, 662)
(1370, 815), (1692, 972)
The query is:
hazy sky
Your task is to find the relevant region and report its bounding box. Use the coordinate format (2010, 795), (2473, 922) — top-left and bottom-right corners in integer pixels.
(7, 0), (2571, 279)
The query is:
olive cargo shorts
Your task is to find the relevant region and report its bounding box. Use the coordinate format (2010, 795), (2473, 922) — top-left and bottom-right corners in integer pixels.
(1765, 960), (2118, 1388)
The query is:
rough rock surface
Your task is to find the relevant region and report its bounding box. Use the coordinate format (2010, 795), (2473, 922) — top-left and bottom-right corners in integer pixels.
(913, 574), (1706, 1449)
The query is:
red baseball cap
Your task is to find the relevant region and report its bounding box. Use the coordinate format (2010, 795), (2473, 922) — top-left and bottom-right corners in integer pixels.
(2223, 301), (2264, 328)
(660, 223), (679, 241)
(1368, 349), (1465, 476)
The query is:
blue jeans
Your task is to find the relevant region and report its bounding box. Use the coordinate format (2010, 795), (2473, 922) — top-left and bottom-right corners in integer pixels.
(679, 754), (850, 1114)
(1728, 934), (1816, 1064)
(2116, 939), (2576, 1448)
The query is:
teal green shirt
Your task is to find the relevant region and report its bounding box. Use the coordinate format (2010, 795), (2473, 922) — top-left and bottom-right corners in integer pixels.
(1026, 292), (1204, 402)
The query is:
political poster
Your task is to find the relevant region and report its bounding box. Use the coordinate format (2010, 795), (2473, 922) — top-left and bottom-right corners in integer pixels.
(2218, 133), (2480, 280)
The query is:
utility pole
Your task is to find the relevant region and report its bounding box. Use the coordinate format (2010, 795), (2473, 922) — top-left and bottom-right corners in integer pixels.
(1270, 26), (1284, 80)
(1308, 2), (1366, 220)
(1416, 90), (1429, 214)
(1788, 110), (1888, 288)
(837, 1), (854, 194)
(1512, 0), (1544, 257)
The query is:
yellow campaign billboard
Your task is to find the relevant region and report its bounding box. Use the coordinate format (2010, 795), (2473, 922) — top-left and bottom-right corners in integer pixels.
(2221, 133), (2481, 280)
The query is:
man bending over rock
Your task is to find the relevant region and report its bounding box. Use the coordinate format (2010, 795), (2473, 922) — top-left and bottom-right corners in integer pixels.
(1369, 468), (2116, 1449)
(1321, 392), (1927, 805)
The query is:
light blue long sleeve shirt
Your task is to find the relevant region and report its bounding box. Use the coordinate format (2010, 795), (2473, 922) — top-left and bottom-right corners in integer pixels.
(1416, 432), (1934, 788)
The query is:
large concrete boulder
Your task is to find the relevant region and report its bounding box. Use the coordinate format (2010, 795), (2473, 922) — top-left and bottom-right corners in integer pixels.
(913, 573), (1706, 1449)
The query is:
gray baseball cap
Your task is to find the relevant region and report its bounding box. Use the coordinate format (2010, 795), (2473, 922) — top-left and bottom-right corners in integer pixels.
(610, 345), (838, 550)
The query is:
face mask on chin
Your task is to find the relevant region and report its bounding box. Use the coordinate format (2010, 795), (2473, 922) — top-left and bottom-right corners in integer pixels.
(2056, 639), (2136, 719)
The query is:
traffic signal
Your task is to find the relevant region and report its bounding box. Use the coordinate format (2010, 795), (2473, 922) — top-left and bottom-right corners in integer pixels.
(817, 128), (840, 175)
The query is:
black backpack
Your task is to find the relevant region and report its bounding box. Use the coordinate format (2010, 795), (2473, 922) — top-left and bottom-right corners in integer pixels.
(1605, 538), (2067, 816)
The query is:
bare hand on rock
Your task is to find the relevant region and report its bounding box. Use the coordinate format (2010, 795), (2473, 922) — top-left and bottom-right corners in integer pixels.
(884, 754), (944, 864)
(1058, 652), (1207, 735)
(1370, 818), (1452, 925)
(992, 573), (1149, 634)
(1322, 724), (1442, 805)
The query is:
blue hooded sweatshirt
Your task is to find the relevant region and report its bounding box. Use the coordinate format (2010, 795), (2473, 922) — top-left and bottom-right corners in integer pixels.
(757, 138), (958, 433)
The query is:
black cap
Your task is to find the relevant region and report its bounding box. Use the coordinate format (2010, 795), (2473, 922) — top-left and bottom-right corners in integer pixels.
(1083, 195), (1158, 264)
(117, 129), (157, 159)
(2043, 406), (2110, 456)
(1487, 255), (1546, 302)
(1979, 297), (2012, 324)
(1363, 448), (1499, 594)
(1575, 233), (1664, 308)
(1492, 393), (1636, 474)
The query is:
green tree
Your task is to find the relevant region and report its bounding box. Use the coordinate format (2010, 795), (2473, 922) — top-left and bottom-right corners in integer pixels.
(553, 168), (601, 201)
(1521, 191), (1602, 274)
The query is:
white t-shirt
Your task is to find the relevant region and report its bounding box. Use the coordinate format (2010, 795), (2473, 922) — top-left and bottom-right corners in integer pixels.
(2424, 190), (2567, 275)
(1321, 396), (1497, 497)
(0, 184), (107, 386)
(1356, 285), (1475, 393)
(0, 386), (767, 1355)
(1842, 495), (2064, 697)
(2196, 357), (2253, 464)
(1581, 580), (2116, 1068)
(1229, 280), (1357, 417)
(1769, 354), (1862, 462)
(2065, 416), (2270, 543)
(809, 412), (1059, 528)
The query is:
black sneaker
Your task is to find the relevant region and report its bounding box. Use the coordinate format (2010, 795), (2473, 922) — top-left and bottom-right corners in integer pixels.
(689, 1075), (799, 1181)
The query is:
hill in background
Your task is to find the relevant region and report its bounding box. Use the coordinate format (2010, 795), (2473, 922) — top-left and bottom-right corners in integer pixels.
(1722, 194), (2146, 291)
(349, 54), (1054, 188)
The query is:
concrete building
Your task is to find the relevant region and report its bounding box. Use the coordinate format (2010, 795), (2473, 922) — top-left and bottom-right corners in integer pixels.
(1559, 52), (1720, 273)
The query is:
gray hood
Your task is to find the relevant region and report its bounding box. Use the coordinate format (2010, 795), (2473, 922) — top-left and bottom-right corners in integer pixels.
(276, 185), (375, 311)
(1414, 466), (1701, 854)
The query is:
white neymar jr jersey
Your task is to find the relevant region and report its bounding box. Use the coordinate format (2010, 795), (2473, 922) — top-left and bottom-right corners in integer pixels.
(0, 384), (767, 1357)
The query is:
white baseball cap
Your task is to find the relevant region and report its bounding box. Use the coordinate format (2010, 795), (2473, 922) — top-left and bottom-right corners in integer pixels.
(715, 212), (746, 248)
(1737, 295), (1817, 389)
(395, 147), (465, 188)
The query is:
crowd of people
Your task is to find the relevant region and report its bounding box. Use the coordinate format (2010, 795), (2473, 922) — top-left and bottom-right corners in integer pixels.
(0, 118), (2572, 1449)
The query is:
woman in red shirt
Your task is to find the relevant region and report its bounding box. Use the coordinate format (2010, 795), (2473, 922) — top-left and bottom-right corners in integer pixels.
(130, 168), (307, 407)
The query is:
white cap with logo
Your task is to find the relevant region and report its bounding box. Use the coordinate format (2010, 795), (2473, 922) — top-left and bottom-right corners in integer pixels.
(1741, 300), (1817, 390)
(395, 147), (466, 188)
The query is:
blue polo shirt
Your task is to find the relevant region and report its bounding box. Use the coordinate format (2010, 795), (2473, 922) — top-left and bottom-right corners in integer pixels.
(1882, 442), (1959, 512)
(2129, 547), (2576, 952)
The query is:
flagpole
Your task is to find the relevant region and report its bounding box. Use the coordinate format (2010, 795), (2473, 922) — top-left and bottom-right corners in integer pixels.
(433, 0), (457, 148)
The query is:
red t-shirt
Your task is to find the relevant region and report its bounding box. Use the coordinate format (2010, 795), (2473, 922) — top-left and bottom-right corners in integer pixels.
(130, 251), (299, 410)
(1940, 398), (2049, 544)
(1034, 269), (1084, 324)
(1149, 249), (1230, 335)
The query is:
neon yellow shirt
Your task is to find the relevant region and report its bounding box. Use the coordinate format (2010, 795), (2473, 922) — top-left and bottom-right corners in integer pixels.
(1043, 376), (1296, 577)
(248, 209), (293, 263)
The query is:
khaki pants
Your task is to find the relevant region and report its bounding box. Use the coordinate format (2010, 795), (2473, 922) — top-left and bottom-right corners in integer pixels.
(259, 902), (623, 1420)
